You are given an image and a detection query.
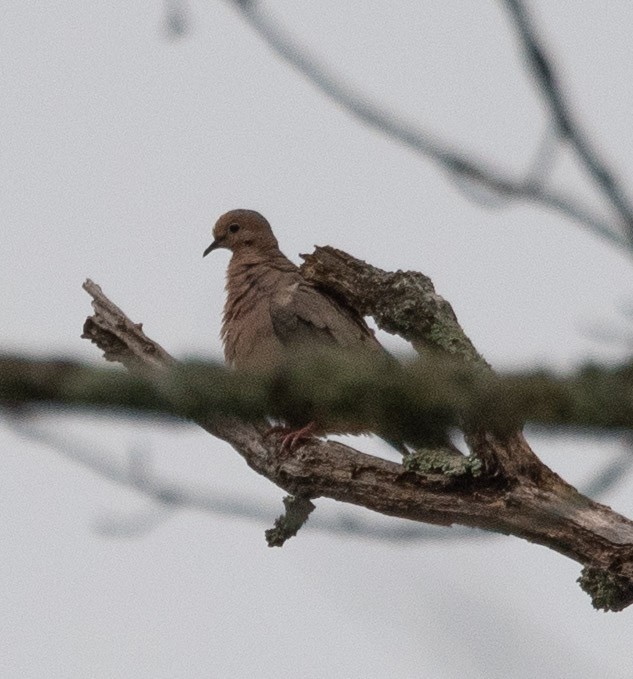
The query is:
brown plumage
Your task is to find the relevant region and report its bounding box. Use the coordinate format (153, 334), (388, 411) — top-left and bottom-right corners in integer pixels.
(203, 209), (385, 447)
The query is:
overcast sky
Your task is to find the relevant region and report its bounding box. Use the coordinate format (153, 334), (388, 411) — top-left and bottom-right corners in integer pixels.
(2, 2), (633, 677)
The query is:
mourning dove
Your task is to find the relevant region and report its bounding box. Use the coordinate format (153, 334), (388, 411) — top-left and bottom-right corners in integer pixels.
(203, 209), (390, 448)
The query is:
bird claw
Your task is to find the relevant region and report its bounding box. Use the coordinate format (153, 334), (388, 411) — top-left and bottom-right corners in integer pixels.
(266, 422), (317, 452)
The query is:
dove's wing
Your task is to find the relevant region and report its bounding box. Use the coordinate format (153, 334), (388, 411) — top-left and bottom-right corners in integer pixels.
(270, 278), (382, 352)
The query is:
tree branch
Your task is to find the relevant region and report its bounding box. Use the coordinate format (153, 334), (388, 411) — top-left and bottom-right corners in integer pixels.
(502, 0), (633, 239)
(301, 247), (542, 482)
(225, 1), (630, 252)
(5, 352), (633, 436)
(301, 246), (486, 363)
(74, 260), (633, 611)
(8, 415), (489, 543)
(8, 411), (631, 545)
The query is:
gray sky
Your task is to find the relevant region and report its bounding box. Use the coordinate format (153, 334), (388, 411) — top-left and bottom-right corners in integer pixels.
(2, 2), (633, 677)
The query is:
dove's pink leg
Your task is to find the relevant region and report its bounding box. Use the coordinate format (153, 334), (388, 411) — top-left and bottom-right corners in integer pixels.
(266, 422), (318, 451)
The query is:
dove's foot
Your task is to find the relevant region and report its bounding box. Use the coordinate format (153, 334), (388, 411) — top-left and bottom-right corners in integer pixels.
(266, 422), (318, 451)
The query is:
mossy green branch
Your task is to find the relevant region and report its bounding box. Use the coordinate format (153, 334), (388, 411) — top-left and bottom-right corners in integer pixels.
(3, 354), (633, 435)
(265, 495), (315, 547)
(577, 566), (633, 612)
(300, 247), (487, 365)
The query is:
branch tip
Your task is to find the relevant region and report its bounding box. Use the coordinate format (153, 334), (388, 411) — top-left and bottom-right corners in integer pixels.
(265, 495), (315, 547)
(578, 566), (633, 613)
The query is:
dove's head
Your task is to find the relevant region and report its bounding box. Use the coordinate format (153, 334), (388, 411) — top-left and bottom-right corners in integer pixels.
(203, 209), (279, 257)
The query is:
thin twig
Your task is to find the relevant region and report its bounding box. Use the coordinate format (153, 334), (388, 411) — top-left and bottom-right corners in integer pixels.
(226, 1), (629, 251)
(502, 0), (633, 239)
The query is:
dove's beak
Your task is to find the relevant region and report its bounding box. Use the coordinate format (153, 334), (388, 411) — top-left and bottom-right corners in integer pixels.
(202, 240), (220, 257)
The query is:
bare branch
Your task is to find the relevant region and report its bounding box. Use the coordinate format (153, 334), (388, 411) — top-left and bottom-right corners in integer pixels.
(7, 414), (483, 543)
(9, 410), (631, 546)
(81, 279), (176, 371)
(580, 435), (633, 500)
(164, 0), (189, 39)
(524, 120), (560, 189)
(226, 1), (629, 251)
(502, 0), (633, 238)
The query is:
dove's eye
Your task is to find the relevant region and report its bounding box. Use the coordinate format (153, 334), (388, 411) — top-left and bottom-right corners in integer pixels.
(229, 223), (240, 234)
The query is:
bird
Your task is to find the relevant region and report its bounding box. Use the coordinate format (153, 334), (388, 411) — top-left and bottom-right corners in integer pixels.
(203, 209), (394, 449)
